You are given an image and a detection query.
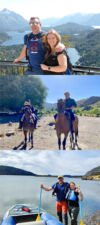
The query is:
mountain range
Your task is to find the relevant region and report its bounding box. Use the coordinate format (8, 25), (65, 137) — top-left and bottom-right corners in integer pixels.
(0, 165), (82, 177)
(45, 96), (100, 109)
(0, 8), (29, 32)
(77, 96), (100, 108)
(43, 22), (93, 35)
(0, 165), (99, 178)
(42, 13), (100, 27)
(84, 166), (100, 177)
(0, 9), (100, 33)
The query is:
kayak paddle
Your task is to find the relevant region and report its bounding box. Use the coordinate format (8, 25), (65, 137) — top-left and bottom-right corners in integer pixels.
(79, 187), (84, 225)
(36, 187), (42, 221)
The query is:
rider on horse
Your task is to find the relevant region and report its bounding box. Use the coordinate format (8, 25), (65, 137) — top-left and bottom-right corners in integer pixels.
(54, 92), (77, 133)
(64, 92), (77, 133)
(19, 100), (38, 129)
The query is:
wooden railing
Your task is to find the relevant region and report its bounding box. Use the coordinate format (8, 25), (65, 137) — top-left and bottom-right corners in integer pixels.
(0, 60), (28, 75)
(72, 65), (100, 75)
(0, 60), (100, 75)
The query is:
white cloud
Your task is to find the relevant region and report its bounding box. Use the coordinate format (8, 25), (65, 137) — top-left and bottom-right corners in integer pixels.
(0, 151), (100, 176)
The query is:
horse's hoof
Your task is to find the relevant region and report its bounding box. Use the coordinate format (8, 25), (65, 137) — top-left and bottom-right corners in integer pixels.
(24, 144), (27, 150)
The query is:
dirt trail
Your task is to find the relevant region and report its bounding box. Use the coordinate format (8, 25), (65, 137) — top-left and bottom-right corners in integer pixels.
(0, 116), (100, 150)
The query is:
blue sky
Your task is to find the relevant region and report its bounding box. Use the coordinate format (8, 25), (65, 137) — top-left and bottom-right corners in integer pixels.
(0, 151), (100, 176)
(38, 75), (100, 103)
(0, 0), (100, 20)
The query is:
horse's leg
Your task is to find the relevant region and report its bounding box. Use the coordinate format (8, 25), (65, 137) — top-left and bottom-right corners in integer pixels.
(70, 132), (75, 149)
(75, 131), (78, 149)
(63, 135), (67, 150)
(24, 131), (27, 149)
(58, 135), (61, 150)
(29, 132), (30, 142)
(31, 132), (33, 149)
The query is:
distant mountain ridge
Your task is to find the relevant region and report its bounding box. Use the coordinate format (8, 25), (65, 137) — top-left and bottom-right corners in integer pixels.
(0, 165), (36, 176)
(77, 96), (100, 108)
(47, 22), (93, 35)
(0, 8), (29, 32)
(0, 165), (82, 177)
(42, 13), (100, 26)
(0, 9), (99, 33)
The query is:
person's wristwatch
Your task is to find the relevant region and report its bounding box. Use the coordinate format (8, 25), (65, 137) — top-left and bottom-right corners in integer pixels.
(48, 66), (51, 71)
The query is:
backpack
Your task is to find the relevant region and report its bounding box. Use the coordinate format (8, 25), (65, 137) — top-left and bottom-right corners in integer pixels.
(25, 32), (45, 60)
(66, 53), (72, 74)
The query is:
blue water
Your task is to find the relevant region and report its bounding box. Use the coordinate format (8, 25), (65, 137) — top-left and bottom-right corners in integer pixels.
(1, 31), (80, 65)
(1, 31), (30, 46)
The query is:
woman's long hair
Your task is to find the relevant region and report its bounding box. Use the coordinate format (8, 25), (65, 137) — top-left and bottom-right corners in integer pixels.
(43, 29), (61, 59)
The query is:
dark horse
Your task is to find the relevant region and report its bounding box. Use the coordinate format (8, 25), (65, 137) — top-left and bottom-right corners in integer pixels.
(55, 99), (78, 150)
(22, 109), (34, 149)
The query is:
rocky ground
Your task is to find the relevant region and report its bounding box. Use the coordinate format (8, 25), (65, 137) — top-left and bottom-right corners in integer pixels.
(0, 116), (100, 150)
(84, 210), (100, 225)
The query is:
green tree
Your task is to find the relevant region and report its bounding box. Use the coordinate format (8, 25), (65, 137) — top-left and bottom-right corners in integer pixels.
(0, 75), (47, 112)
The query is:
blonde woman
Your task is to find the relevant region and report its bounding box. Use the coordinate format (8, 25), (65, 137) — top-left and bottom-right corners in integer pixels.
(40, 29), (69, 74)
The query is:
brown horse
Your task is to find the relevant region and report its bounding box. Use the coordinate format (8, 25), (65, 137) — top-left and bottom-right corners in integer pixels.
(55, 99), (78, 150)
(55, 99), (70, 150)
(22, 109), (34, 149)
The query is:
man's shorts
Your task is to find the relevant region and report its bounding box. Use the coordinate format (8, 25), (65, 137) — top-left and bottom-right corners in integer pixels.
(56, 201), (67, 214)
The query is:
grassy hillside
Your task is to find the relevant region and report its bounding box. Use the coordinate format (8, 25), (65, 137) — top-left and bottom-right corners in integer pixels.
(82, 166), (100, 180)
(77, 97), (100, 107)
(0, 165), (36, 176)
(85, 166), (100, 176)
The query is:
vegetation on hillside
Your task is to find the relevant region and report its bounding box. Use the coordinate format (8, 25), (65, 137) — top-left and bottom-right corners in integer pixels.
(69, 29), (100, 67)
(0, 44), (23, 60)
(0, 165), (35, 176)
(82, 166), (100, 180)
(0, 32), (11, 44)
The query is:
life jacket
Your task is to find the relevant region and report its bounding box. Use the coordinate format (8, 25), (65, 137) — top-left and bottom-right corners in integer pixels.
(52, 182), (69, 197)
(25, 32), (45, 60)
(66, 190), (77, 201)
